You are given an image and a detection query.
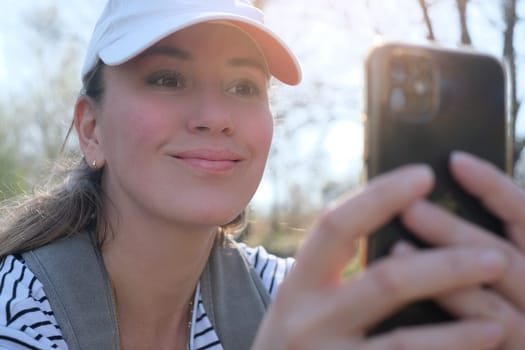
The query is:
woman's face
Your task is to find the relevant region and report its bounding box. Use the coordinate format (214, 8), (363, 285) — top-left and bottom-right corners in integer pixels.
(92, 23), (273, 230)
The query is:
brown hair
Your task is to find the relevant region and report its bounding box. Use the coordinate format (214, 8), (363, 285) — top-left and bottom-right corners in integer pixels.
(0, 60), (245, 256)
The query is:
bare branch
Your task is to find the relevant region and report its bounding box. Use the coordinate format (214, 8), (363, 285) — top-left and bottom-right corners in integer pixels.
(417, 0), (436, 41)
(365, 0), (384, 36)
(456, 0), (472, 45)
(502, 0), (522, 163)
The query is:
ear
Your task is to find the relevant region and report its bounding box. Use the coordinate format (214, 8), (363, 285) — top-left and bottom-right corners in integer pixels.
(74, 96), (105, 168)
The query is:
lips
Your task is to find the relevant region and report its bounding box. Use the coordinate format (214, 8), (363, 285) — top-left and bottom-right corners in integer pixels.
(172, 149), (243, 173)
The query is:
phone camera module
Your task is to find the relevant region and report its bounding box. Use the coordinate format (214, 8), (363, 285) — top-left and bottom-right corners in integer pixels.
(387, 52), (439, 122)
(390, 60), (408, 83)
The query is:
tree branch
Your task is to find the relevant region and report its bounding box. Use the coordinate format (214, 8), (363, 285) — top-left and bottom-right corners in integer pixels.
(456, 0), (472, 45)
(502, 0), (522, 164)
(417, 0), (436, 41)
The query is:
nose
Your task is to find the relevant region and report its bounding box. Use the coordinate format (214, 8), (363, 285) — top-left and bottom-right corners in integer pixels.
(187, 88), (234, 136)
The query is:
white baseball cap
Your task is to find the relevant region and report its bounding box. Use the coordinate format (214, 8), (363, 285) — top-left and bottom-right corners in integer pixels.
(82, 0), (302, 85)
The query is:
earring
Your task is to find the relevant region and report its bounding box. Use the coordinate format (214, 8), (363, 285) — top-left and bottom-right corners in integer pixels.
(92, 160), (97, 169)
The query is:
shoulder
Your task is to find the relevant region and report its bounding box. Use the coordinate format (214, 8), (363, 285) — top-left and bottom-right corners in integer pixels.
(235, 243), (295, 298)
(0, 254), (68, 349)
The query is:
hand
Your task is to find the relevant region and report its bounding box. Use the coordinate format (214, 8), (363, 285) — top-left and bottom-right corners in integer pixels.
(400, 151), (525, 349)
(252, 164), (506, 350)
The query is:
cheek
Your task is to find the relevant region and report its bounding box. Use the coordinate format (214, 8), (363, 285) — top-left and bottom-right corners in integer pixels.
(244, 108), (274, 158)
(260, 119), (274, 157)
(100, 97), (176, 153)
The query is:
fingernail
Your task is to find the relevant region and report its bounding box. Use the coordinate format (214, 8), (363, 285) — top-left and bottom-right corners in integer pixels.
(481, 322), (504, 348)
(390, 241), (416, 257)
(450, 151), (475, 167)
(451, 150), (468, 162)
(407, 165), (435, 192)
(480, 250), (507, 276)
(414, 164), (434, 180)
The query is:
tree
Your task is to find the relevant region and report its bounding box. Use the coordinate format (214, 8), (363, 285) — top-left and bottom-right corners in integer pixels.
(0, 106), (24, 200)
(418, 0), (436, 40)
(456, 0), (472, 45)
(416, 0), (523, 167)
(502, 0), (523, 163)
(0, 4), (83, 194)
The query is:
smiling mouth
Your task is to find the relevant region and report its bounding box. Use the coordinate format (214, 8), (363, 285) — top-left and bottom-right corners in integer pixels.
(175, 157), (240, 172)
(172, 150), (243, 173)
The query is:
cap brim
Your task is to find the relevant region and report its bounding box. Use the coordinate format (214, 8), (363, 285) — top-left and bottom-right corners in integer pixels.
(99, 13), (301, 85)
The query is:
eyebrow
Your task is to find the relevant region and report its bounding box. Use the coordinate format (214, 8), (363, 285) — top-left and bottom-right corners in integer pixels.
(227, 58), (269, 78)
(137, 46), (193, 60)
(138, 45), (269, 77)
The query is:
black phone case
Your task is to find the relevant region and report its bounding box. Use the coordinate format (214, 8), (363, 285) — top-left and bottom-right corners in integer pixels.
(363, 43), (508, 334)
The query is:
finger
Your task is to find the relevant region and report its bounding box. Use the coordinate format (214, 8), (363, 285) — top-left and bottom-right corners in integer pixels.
(361, 320), (504, 350)
(390, 240), (520, 332)
(292, 165), (434, 288)
(390, 240), (418, 257)
(402, 200), (525, 310)
(508, 222), (525, 253)
(450, 151), (525, 249)
(401, 199), (508, 248)
(437, 287), (525, 345)
(390, 239), (525, 348)
(334, 246), (507, 332)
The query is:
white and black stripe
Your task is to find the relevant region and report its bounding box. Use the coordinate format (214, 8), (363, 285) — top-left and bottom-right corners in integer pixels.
(0, 255), (67, 349)
(190, 244), (294, 349)
(238, 244), (295, 298)
(0, 244), (294, 349)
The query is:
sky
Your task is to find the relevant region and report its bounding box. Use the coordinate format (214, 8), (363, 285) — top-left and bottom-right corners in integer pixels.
(1, 0), (524, 210)
(0, 0), (105, 90)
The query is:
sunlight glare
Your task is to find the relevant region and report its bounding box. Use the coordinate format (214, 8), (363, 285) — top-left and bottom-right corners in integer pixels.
(372, 34), (384, 47)
(324, 120), (363, 177)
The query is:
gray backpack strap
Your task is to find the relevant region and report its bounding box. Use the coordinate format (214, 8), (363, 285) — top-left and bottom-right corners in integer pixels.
(22, 232), (119, 350)
(200, 238), (271, 350)
(21, 233), (268, 350)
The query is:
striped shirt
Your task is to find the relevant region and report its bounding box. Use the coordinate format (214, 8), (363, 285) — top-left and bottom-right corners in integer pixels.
(0, 243), (295, 350)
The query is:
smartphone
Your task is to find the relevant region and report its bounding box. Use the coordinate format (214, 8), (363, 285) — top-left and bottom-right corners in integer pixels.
(361, 42), (510, 334)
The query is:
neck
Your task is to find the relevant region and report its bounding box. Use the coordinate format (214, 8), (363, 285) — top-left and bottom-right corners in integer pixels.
(100, 219), (217, 348)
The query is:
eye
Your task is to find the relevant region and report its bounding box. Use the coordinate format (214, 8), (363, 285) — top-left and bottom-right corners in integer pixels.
(226, 80), (262, 97)
(146, 70), (186, 89)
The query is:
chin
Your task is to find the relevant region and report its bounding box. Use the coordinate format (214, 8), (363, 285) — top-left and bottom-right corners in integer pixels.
(177, 208), (243, 228)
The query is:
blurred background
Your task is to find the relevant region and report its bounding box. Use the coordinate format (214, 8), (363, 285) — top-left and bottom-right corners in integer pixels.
(1, 0), (524, 256)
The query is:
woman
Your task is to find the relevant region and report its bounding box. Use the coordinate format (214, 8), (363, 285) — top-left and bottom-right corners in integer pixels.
(1, 0), (525, 349)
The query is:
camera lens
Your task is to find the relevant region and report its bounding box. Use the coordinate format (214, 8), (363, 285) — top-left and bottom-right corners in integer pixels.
(413, 80), (429, 96)
(389, 86), (406, 112)
(387, 52), (439, 122)
(390, 60), (407, 83)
